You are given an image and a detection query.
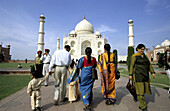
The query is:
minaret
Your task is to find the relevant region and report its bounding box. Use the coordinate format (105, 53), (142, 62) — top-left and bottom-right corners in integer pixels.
(128, 19), (134, 47)
(57, 37), (60, 50)
(37, 14), (45, 52)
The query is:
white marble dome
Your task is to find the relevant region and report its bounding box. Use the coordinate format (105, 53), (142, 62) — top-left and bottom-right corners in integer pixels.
(161, 39), (170, 46)
(70, 30), (76, 35)
(128, 19), (133, 24)
(95, 31), (101, 36)
(155, 45), (160, 48)
(75, 19), (94, 34)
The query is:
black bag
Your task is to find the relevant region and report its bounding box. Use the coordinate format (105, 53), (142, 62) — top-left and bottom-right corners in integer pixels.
(92, 58), (98, 80)
(126, 79), (137, 102)
(115, 69), (120, 80)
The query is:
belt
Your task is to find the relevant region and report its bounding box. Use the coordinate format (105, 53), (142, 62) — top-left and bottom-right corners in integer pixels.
(44, 62), (50, 64)
(32, 89), (40, 91)
(55, 65), (67, 67)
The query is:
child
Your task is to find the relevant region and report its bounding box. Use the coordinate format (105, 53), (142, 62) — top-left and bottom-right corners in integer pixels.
(27, 72), (50, 111)
(68, 60), (81, 103)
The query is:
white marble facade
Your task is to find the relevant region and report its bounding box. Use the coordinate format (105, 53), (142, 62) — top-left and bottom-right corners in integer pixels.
(63, 18), (108, 60)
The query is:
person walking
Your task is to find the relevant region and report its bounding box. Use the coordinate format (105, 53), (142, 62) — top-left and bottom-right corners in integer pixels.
(68, 59), (81, 103)
(34, 50), (43, 78)
(41, 49), (51, 86)
(129, 44), (156, 111)
(78, 47), (97, 111)
(27, 72), (50, 111)
(98, 44), (116, 105)
(49, 45), (72, 105)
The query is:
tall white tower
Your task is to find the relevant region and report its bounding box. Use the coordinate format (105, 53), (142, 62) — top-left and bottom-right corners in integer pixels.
(37, 14), (45, 52)
(128, 19), (134, 47)
(57, 37), (60, 50)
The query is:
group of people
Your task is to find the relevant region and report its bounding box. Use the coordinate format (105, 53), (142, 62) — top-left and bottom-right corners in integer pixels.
(27, 43), (160, 111)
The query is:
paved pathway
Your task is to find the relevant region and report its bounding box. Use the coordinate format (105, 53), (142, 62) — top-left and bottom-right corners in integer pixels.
(0, 73), (170, 111)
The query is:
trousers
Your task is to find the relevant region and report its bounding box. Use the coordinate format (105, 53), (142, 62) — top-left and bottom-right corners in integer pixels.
(137, 95), (147, 109)
(31, 90), (41, 110)
(53, 66), (67, 101)
(42, 64), (50, 85)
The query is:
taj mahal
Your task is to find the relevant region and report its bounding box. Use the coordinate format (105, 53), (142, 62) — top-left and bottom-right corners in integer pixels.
(62, 17), (108, 60)
(37, 14), (135, 61)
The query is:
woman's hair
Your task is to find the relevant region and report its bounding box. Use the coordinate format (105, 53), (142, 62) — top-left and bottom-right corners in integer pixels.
(85, 47), (92, 64)
(136, 44), (146, 51)
(104, 44), (111, 73)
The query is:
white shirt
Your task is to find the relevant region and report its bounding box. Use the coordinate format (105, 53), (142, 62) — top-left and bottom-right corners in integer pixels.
(40, 54), (51, 64)
(49, 49), (72, 72)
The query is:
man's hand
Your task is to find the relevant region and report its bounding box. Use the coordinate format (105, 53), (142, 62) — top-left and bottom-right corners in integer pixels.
(49, 71), (53, 75)
(152, 73), (156, 79)
(129, 76), (132, 80)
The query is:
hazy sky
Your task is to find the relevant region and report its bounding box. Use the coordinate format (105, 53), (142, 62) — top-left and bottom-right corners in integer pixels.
(0, 0), (170, 60)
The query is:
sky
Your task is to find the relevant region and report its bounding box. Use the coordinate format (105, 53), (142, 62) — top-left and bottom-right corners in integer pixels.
(0, 0), (170, 60)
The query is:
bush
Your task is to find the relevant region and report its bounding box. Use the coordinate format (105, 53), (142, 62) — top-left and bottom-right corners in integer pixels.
(119, 60), (127, 63)
(113, 49), (118, 64)
(127, 46), (134, 71)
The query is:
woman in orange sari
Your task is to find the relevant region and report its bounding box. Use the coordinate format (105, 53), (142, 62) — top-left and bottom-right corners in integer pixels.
(98, 44), (116, 105)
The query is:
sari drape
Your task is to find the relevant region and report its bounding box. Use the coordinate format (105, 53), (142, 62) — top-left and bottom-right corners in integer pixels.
(78, 57), (96, 105)
(98, 52), (116, 103)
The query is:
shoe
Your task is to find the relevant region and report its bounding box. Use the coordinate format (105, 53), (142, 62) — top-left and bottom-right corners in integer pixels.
(32, 109), (36, 111)
(134, 98), (138, 102)
(139, 106), (147, 111)
(61, 97), (68, 102)
(70, 101), (73, 103)
(36, 107), (41, 111)
(83, 106), (91, 111)
(105, 100), (112, 105)
(54, 100), (59, 106)
(45, 85), (48, 87)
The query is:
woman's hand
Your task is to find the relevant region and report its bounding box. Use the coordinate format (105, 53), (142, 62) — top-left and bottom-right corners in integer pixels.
(129, 76), (132, 80)
(152, 73), (156, 79)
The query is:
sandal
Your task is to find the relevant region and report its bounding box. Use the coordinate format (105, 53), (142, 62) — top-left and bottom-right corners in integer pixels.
(83, 106), (92, 111)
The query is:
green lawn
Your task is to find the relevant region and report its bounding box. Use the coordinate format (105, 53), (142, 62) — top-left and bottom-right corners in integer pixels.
(118, 68), (170, 90)
(0, 75), (31, 100)
(0, 63), (34, 68)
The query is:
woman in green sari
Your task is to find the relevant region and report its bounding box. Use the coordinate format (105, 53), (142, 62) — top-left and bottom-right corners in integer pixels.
(129, 44), (156, 111)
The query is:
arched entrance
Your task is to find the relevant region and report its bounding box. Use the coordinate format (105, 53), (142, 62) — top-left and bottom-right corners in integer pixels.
(81, 40), (91, 55)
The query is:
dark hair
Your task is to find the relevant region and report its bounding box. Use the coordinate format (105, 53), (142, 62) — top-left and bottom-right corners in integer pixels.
(136, 44), (145, 51)
(65, 45), (71, 51)
(104, 44), (111, 73)
(85, 47), (92, 64)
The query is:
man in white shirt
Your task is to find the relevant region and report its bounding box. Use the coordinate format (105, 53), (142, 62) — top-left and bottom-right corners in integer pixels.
(49, 45), (72, 105)
(41, 49), (51, 86)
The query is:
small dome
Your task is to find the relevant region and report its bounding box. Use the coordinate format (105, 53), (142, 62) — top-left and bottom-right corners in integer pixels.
(69, 30), (76, 37)
(75, 19), (94, 34)
(70, 30), (76, 35)
(128, 19), (133, 24)
(95, 31), (101, 36)
(161, 39), (170, 46)
(155, 45), (160, 48)
(40, 14), (45, 19)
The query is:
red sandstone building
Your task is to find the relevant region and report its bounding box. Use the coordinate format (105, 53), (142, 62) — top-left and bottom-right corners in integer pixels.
(0, 43), (11, 62)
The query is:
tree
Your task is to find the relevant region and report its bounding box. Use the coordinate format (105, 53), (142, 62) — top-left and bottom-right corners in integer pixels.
(113, 49), (118, 64)
(127, 46), (134, 72)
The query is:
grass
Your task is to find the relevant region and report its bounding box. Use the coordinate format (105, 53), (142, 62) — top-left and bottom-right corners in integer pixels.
(0, 63), (34, 68)
(118, 68), (170, 90)
(0, 75), (31, 100)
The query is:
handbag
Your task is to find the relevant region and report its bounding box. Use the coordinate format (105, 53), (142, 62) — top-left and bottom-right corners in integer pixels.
(115, 69), (120, 80)
(126, 79), (137, 102)
(92, 58), (98, 80)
